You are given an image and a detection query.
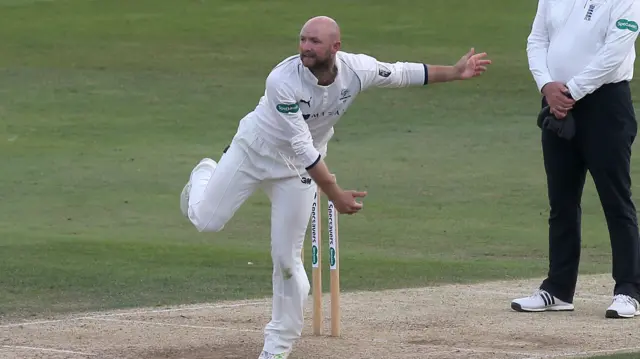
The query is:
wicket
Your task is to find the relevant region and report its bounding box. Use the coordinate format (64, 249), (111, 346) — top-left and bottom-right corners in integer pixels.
(306, 182), (340, 337)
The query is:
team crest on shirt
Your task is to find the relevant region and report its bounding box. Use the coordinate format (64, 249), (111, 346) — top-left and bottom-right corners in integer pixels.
(339, 89), (351, 102)
(584, 3), (595, 21)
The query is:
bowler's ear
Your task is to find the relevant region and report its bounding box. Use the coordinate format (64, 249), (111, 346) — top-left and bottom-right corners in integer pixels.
(332, 41), (341, 53)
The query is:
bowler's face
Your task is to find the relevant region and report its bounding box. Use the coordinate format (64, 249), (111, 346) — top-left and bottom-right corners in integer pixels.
(299, 27), (334, 69)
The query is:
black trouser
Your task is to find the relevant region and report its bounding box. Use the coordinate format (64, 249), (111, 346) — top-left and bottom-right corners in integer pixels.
(539, 81), (640, 303)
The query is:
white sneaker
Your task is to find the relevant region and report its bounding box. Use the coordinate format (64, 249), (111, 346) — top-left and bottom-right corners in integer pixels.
(180, 158), (217, 218)
(605, 294), (640, 318)
(511, 289), (574, 312)
(258, 351), (290, 359)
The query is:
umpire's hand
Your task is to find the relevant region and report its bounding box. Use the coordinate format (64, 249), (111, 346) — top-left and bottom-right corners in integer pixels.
(542, 82), (575, 119)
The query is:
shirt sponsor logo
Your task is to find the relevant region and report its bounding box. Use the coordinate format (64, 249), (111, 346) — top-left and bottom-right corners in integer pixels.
(276, 103), (300, 113)
(616, 19), (638, 32)
(302, 109), (341, 121)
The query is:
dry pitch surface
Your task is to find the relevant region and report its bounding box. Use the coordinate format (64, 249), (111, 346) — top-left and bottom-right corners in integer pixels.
(2, 274), (640, 359)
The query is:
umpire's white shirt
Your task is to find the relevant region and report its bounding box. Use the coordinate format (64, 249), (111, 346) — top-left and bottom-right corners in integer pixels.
(527, 0), (640, 100)
(235, 51), (426, 173)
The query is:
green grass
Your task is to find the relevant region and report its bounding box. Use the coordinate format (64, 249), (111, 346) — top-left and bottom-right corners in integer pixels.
(3, 2), (639, 357)
(0, 0), (639, 341)
(589, 354), (640, 359)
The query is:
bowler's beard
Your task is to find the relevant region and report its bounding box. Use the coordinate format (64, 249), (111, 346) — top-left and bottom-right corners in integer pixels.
(300, 51), (332, 71)
(300, 52), (336, 85)
(307, 57), (332, 72)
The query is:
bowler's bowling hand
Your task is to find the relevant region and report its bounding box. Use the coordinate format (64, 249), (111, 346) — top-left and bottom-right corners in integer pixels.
(333, 190), (367, 215)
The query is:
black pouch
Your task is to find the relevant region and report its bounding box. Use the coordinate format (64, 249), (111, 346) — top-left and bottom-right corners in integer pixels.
(537, 105), (576, 140)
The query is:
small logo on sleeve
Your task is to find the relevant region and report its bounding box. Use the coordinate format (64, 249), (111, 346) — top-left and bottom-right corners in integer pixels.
(616, 19), (638, 32)
(276, 103), (300, 113)
(378, 64), (391, 77)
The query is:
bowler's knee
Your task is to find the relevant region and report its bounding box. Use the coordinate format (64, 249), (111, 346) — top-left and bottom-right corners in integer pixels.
(188, 203), (227, 232)
(272, 250), (304, 281)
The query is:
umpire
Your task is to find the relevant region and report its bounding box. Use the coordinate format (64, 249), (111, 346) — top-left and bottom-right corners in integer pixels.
(511, 0), (640, 318)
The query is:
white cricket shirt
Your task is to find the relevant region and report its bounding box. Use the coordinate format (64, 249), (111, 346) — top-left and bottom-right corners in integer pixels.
(237, 51), (427, 170)
(527, 0), (640, 100)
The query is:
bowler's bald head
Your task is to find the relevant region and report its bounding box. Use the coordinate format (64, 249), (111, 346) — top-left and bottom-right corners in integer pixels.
(300, 16), (341, 43)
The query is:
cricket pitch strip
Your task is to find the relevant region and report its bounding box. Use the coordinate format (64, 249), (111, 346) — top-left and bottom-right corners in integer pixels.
(2, 274), (640, 359)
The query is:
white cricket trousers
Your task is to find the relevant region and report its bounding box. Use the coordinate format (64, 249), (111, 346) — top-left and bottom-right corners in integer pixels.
(186, 124), (316, 355)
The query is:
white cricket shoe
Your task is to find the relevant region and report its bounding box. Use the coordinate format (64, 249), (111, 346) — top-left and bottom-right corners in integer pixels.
(258, 351), (290, 359)
(605, 294), (640, 318)
(180, 158), (217, 218)
(511, 289), (574, 312)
